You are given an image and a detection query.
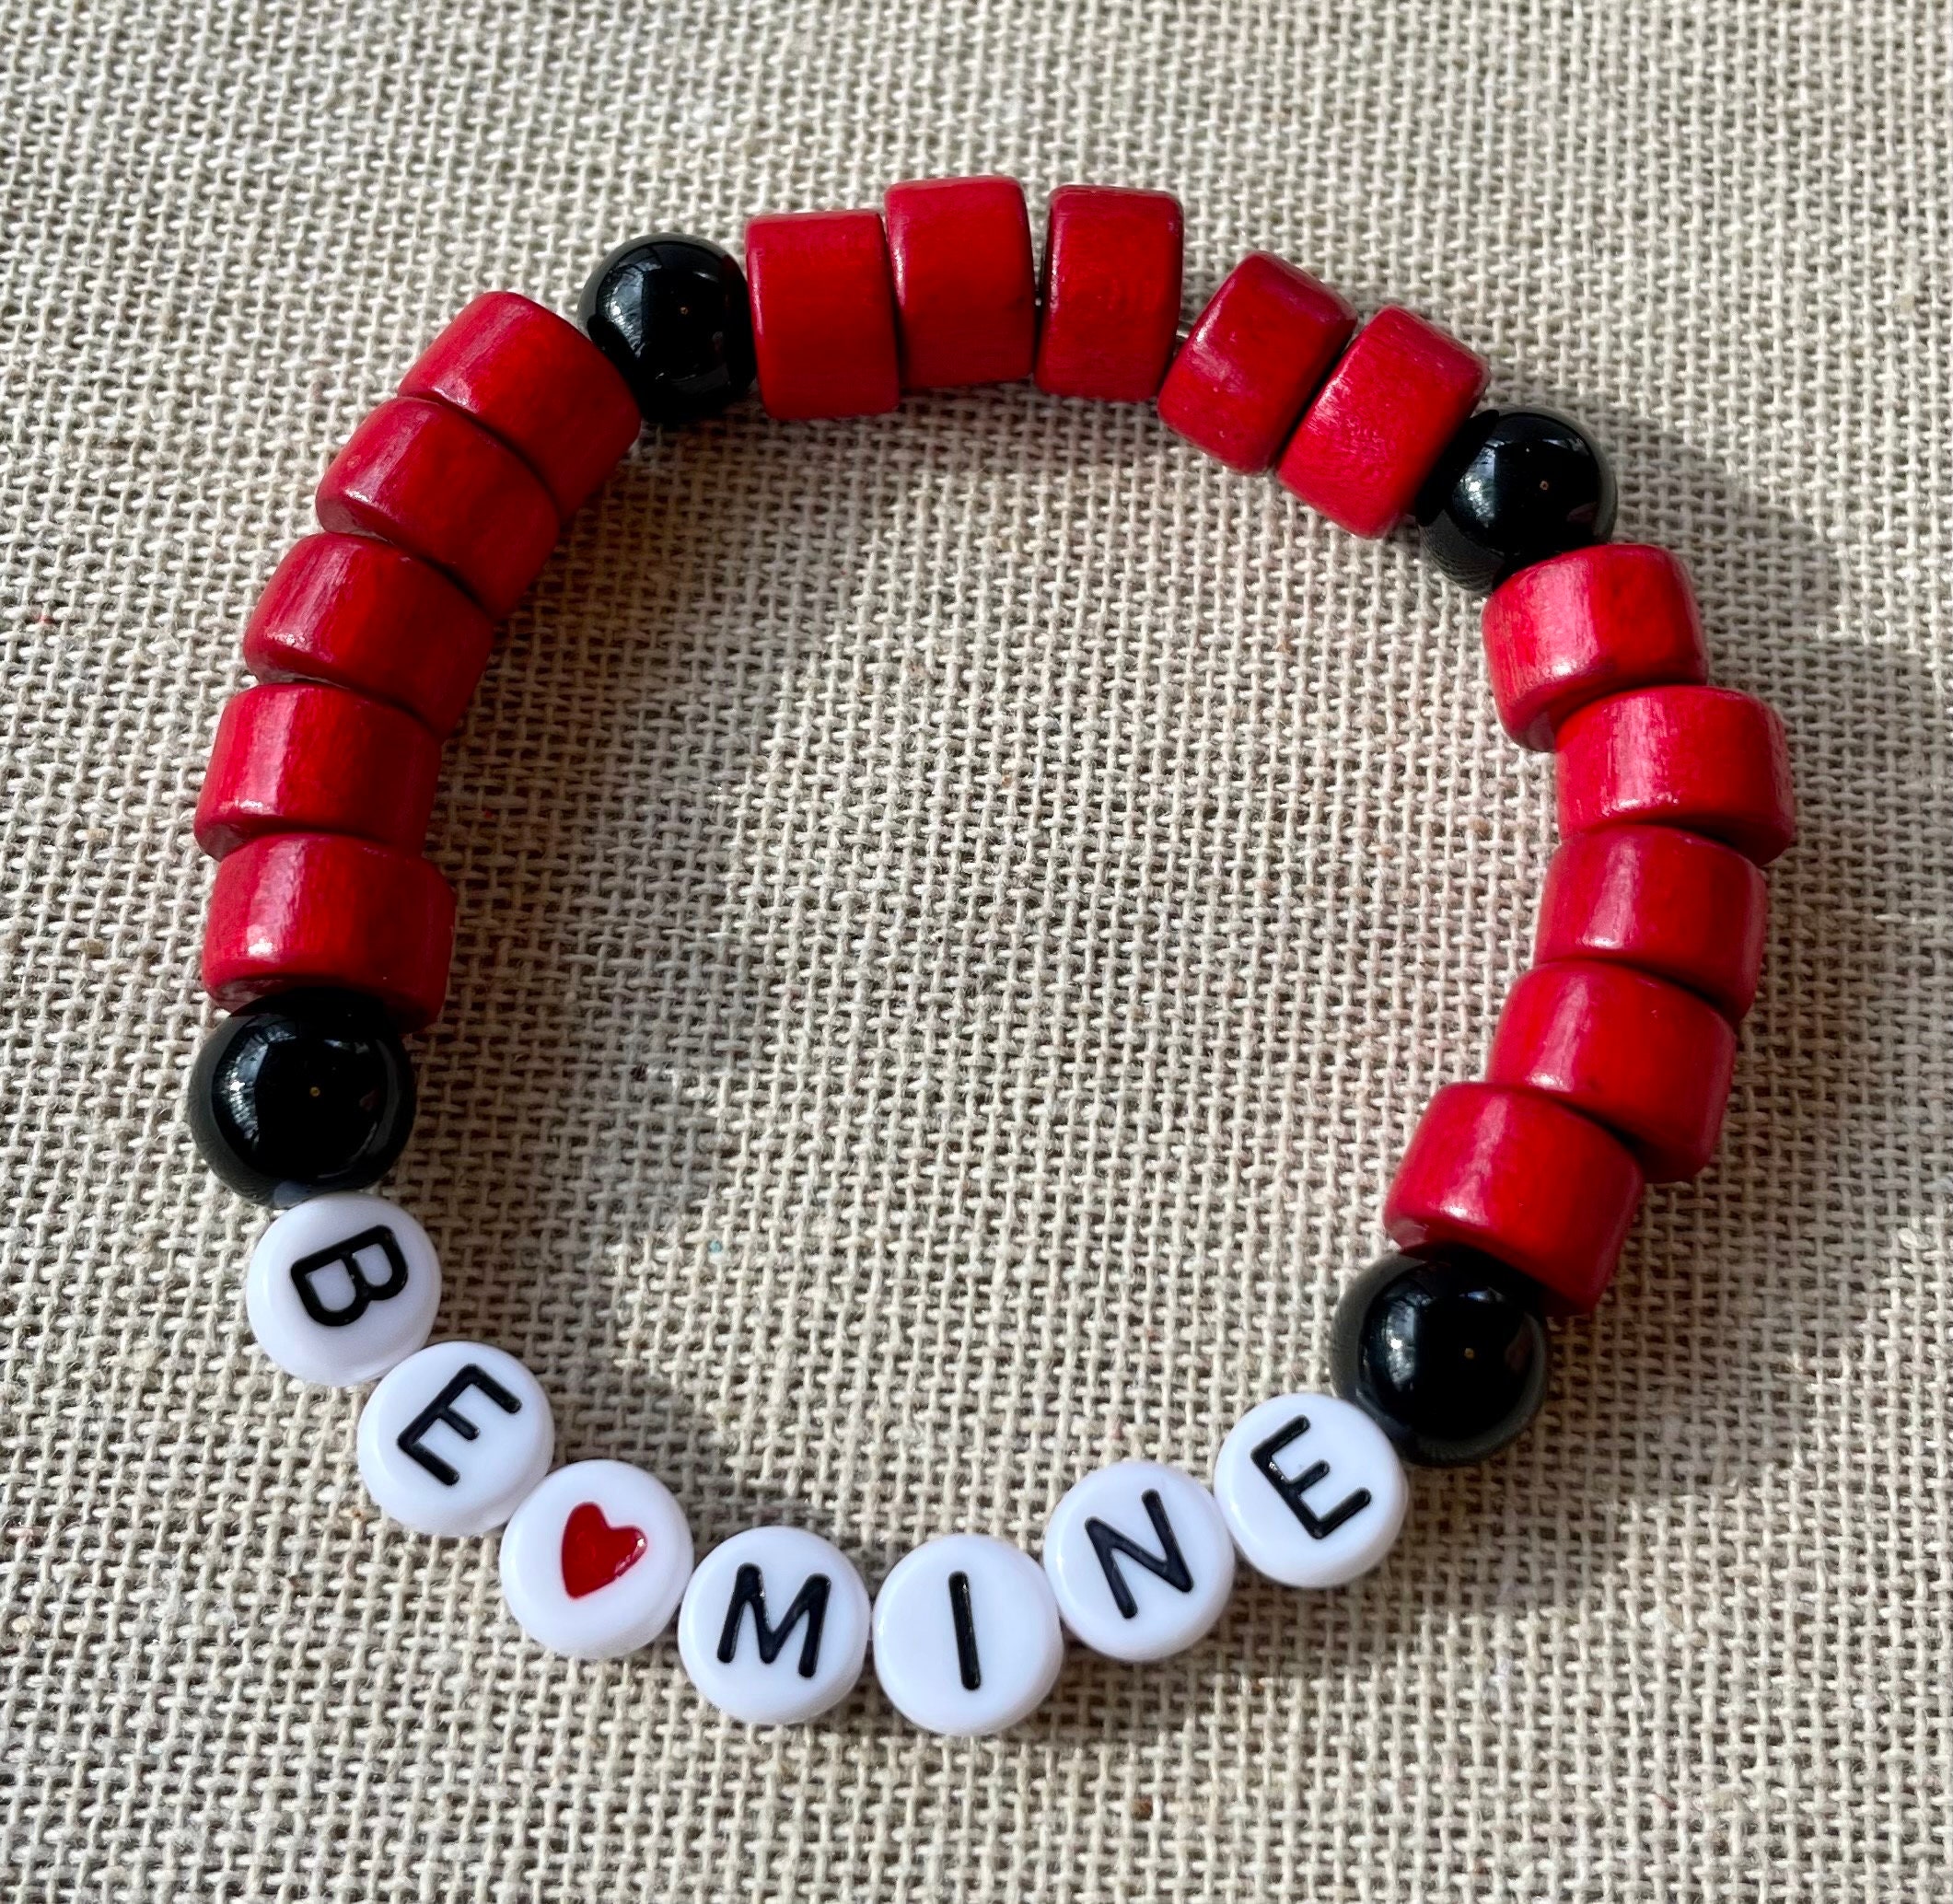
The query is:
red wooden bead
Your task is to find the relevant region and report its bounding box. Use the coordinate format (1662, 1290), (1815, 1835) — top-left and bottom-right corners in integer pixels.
(1384, 1081), (1644, 1312)
(194, 681), (441, 861)
(883, 176), (1037, 389)
(1556, 685), (1796, 865)
(241, 533), (494, 738)
(399, 291), (642, 517)
(1033, 185), (1184, 403)
(1276, 306), (1488, 538)
(1536, 824), (1768, 1021)
(1482, 543), (1708, 749)
(203, 832), (456, 1029)
(1156, 253), (1357, 473)
(1486, 959), (1738, 1182)
(316, 396), (559, 620)
(744, 209), (901, 421)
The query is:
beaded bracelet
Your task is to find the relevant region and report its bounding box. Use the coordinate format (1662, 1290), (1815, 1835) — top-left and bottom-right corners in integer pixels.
(186, 176), (1795, 1734)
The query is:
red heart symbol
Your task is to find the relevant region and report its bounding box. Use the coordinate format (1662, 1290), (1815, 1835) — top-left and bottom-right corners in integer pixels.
(560, 1502), (647, 1599)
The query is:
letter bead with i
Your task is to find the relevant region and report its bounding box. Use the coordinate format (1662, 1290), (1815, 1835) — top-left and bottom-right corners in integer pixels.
(872, 1534), (1064, 1736)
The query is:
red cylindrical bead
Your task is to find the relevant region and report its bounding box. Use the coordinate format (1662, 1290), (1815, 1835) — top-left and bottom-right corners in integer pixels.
(1482, 543), (1708, 749)
(241, 534), (494, 737)
(1556, 685), (1796, 865)
(1156, 252), (1356, 473)
(744, 209), (901, 421)
(1033, 185), (1184, 403)
(315, 396), (560, 620)
(884, 176), (1037, 390)
(1384, 1081), (1644, 1312)
(242, 539), (495, 749)
(1276, 306), (1488, 538)
(1486, 959), (1738, 1182)
(194, 681), (441, 861)
(1536, 824), (1768, 1021)
(203, 832), (456, 1028)
(398, 291), (642, 517)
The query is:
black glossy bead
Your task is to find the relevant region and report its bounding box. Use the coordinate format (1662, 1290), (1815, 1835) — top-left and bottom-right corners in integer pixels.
(1330, 1251), (1550, 1467)
(577, 234), (756, 426)
(188, 989), (415, 1206)
(1415, 408), (1617, 594)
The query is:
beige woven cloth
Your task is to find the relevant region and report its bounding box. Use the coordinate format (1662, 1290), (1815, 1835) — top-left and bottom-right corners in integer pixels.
(3, 0), (1948, 1897)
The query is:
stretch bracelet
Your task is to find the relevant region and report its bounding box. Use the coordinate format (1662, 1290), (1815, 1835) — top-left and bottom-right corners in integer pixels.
(186, 176), (1795, 1734)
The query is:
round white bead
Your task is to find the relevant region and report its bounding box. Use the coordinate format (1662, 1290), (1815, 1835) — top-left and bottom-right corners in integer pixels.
(1213, 1391), (1408, 1587)
(356, 1340), (553, 1537)
(872, 1534), (1064, 1736)
(498, 1460), (694, 1659)
(1041, 1460), (1235, 1663)
(244, 1192), (441, 1386)
(677, 1526), (870, 1725)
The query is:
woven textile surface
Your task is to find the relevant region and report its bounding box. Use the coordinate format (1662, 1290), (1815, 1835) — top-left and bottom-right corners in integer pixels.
(3, 0), (1949, 1897)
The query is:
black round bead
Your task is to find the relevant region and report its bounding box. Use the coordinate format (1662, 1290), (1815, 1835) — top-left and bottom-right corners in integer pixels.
(1330, 1251), (1550, 1467)
(188, 989), (415, 1206)
(577, 234), (756, 426)
(1414, 408), (1617, 594)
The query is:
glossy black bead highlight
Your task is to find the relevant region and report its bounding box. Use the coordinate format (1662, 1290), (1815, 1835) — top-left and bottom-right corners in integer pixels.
(577, 234), (756, 426)
(1415, 409), (1617, 594)
(188, 989), (415, 1206)
(1330, 1251), (1550, 1467)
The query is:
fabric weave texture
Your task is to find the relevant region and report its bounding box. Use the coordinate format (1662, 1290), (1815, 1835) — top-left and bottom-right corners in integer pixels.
(1, 0), (1948, 1898)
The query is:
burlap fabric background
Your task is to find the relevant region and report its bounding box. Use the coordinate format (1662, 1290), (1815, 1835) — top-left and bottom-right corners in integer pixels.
(3, 0), (1947, 1897)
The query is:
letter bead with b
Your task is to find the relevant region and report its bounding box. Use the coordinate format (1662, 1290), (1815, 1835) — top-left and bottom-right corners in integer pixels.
(244, 1192), (442, 1385)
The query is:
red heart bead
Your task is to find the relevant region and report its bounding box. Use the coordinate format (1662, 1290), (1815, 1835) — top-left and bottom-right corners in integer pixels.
(560, 1502), (647, 1599)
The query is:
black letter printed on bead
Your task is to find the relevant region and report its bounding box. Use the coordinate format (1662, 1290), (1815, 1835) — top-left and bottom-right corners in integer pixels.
(1250, 1413), (1371, 1539)
(1084, 1489), (1195, 1620)
(395, 1364), (524, 1486)
(947, 1570), (982, 1691)
(715, 1563), (832, 1678)
(290, 1224), (411, 1329)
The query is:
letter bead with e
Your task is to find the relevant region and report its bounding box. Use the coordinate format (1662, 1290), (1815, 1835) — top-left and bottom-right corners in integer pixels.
(356, 1340), (553, 1536)
(1212, 1392), (1408, 1588)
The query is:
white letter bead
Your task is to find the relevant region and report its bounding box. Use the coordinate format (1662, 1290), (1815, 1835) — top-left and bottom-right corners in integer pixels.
(872, 1534), (1064, 1736)
(498, 1460), (695, 1659)
(1041, 1460), (1236, 1663)
(244, 1192), (441, 1386)
(1213, 1392), (1409, 1588)
(677, 1526), (870, 1726)
(356, 1340), (553, 1537)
